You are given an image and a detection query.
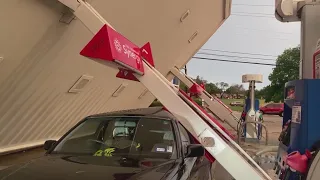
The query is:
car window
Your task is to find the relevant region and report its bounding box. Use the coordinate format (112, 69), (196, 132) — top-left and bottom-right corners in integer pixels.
(52, 116), (177, 159)
(178, 123), (192, 155)
(266, 104), (274, 108)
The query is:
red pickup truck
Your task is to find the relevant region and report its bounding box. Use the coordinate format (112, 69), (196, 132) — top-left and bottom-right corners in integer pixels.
(259, 103), (284, 117)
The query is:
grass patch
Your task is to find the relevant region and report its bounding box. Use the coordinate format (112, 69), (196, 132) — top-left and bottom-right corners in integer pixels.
(150, 98), (266, 112)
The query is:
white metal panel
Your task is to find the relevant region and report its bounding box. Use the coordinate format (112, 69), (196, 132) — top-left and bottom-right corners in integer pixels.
(134, 62), (270, 180)
(0, 0), (230, 153)
(300, 3), (320, 79)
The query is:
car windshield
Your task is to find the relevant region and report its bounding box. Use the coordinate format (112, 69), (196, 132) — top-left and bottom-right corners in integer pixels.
(52, 116), (177, 159)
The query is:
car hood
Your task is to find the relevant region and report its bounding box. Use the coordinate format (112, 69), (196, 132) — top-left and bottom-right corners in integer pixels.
(0, 155), (178, 180)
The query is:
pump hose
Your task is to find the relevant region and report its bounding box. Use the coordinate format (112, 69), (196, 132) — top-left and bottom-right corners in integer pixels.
(251, 146), (279, 166)
(255, 146), (279, 156)
(237, 121), (269, 146)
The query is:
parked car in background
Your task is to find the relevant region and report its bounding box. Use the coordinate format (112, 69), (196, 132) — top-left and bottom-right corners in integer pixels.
(0, 107), (212, 180)
(230, 101), (244, 107)
(259, 103), (284, 117)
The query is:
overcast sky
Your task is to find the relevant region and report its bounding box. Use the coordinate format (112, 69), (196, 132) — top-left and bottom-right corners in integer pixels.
(187, 0), (300, 89)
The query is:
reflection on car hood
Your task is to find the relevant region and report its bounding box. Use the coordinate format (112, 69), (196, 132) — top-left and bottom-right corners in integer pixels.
(0, 155), (178, 180)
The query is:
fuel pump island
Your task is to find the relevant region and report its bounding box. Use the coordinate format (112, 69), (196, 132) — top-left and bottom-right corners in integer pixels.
(240, 74), (263, 141)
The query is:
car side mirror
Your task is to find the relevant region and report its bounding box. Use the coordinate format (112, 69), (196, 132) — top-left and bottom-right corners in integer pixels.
(44, 140), (57, 151)
(185, 144), (205, 158)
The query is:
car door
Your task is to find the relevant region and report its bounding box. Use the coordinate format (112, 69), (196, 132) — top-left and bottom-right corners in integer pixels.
(274, 103), (282, 114)
(264, 104), (273, 114)
(177, 123), (211, 180)
(270, 103), (279, 114)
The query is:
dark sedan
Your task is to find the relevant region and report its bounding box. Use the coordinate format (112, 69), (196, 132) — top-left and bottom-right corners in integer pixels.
(0, 107), (212, 180)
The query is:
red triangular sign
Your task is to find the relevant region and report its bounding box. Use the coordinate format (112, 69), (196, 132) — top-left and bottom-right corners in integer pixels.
(80, 25), (113, 61)
(200, 83), (205, 90)
(189, 83), (204, 95)
(140, 42), (155, 67)
(116, 68), (139, 81)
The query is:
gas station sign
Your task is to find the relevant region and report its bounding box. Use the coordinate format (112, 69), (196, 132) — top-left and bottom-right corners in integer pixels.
(313, 39), (320, 79)
(80, 24), (144, 75)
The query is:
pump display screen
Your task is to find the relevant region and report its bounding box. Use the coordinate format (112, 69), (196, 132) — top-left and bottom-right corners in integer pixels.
(286, 86), (295, 99)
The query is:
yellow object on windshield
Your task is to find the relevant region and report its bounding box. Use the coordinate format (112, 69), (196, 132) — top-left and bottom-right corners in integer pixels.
(93, 148), (115, 157)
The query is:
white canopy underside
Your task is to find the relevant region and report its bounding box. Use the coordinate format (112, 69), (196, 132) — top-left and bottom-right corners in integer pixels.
(0, 0), (231, 154)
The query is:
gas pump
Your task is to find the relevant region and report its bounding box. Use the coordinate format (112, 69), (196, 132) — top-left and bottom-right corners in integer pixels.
(275, 79), (320, 179)
(241, 74), (263, 140)
(274, 39), (320, 179)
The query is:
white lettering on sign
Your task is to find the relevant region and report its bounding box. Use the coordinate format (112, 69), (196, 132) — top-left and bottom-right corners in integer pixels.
(123, 45), (141, 68)
(113, 38), (141, 69)
(123, 70), (128, 76)
(114, 39), (122, 53)
(123, 45), (140, 60)
(142, 49), (148, 54)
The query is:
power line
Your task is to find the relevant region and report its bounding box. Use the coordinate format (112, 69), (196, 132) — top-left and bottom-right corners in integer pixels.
(200, 48), (278, 57)
(232, 26), (294, 35)
(192, 56), (277, 66)
(236, 32), (292, 41)
(196, 52), (276, 61)
(233, 32), (291, 41)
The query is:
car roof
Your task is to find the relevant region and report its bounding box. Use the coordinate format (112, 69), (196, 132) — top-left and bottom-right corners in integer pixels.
(88, 107), (177, 120)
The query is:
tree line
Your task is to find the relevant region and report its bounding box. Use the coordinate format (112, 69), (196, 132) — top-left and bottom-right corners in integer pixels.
(151, 45), (300, 108)
(180, 76), (247, 97)
(256, 46), (300, 102)
(181, 45), (300, 103)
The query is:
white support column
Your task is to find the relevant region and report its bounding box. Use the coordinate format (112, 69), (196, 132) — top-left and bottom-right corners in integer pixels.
(300, 3), (320, 79)
(137, 63), (270, 180)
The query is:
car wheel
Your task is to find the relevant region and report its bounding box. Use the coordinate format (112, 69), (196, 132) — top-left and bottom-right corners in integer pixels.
(260, 111), (264, 115)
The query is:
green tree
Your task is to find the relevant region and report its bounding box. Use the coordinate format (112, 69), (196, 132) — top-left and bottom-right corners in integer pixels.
(179, 82), (188, 92)
(264, 46), (300, 102)
(205, 83), (221, 95)
(225, 84), (245, 95)
(255, 88), (266, 99)
(192, 76), (221, 94)
(215, 82), (229, 91)
(195, 75), (207, 84)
